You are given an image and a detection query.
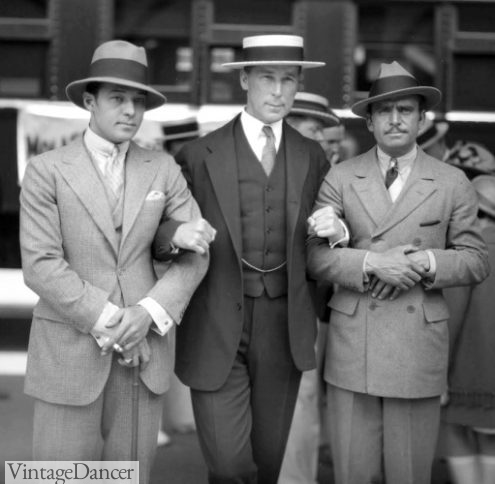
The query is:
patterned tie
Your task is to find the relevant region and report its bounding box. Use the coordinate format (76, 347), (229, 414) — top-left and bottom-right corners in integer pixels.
(104, 145), (124, 200)
(384, 157), (399, 189)
(261, 125), (276, 176)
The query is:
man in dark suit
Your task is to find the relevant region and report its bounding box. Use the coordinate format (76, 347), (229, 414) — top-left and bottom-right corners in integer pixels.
(20, 40), (208, 484)
(154, 34), (330, 483)
(307, 61), (489, 484)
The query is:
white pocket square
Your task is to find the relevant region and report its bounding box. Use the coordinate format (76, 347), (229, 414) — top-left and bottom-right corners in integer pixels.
(145, 190), (166, 201)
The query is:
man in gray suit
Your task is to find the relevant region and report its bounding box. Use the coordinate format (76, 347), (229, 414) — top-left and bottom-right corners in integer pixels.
(20, 40), (209, 483)
(307, 61), (489, 484)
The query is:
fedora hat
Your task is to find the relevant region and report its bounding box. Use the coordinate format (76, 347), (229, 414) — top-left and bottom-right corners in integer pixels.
(66, 40), (166, 111)
(222, 35), (325, 69)
(290, 92), (340, 127)
(417, 118), (449, 150)
(351, 61), (441, 118)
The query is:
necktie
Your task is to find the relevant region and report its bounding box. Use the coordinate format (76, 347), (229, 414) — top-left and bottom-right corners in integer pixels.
(104, 145), (124, 200)
(261, 125), (276, 176)
(384, 157), (399, 189)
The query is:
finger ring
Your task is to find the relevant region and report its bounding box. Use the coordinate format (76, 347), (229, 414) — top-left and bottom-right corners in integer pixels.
(124, 358), (133, 364)
(113, 343), (123, 353)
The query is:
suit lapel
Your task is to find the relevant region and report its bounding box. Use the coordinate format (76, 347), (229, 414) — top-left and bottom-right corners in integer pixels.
(285, 123), (309, 252)
(351, 149), (392, 228)
(56, 140), (119, 254)
(121, 142), (159, 246)
(204, 118), (242, 259)
(373, 150), (437, 237)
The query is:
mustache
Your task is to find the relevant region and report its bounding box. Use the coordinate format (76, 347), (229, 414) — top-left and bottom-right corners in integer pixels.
(386, 127), (407, 134)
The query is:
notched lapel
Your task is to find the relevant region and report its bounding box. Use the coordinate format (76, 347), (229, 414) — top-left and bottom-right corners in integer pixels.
(374, 154), (437, 237)
(57, 144), (119, 254)
(204, 126), (242, 259)
(121, 145), (159, 246)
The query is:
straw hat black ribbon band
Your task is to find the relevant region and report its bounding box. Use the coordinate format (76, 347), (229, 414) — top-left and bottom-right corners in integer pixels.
(369, 75), (419, 98)
(293, 100), (327, 113)
(244, 46), (304, 63)
(89, 58), (148, 84)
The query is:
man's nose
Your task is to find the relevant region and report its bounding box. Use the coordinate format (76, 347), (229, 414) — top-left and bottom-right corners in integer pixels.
(272, 81), (282, 96)
(123, 99), (136, 115)
(390, 108), (400, 124)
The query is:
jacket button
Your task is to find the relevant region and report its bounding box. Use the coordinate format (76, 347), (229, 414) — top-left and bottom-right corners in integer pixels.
(236, 303), (242, 311)
(369, 302), (377, 311)
(407, 305), (415, 313)
(413, 238), (422, 247)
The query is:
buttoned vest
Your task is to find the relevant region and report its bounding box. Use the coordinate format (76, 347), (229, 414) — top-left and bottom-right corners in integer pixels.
(234, 120), (288, 298)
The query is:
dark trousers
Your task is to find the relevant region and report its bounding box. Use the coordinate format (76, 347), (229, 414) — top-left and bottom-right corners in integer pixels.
(191, 293), (301, 484)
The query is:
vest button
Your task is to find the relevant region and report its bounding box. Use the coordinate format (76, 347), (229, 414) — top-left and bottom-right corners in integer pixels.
(236, 303), (242, 311)
(266, 207), (271, 213)
(407, 305), (415, 313)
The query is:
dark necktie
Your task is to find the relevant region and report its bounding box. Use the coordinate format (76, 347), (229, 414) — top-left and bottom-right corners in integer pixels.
(385, 157), (399, 189)
(261, 125), (276, 176)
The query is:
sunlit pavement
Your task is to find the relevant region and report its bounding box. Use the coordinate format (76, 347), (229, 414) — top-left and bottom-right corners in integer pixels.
(0, 372), (449, 484)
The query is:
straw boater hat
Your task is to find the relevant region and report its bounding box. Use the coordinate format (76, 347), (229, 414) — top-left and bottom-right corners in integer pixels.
(290, 92), (340, 127)
(66, 40), (166, 111)
(222, 35), (325, 69)
(351, 61), (441, 118)
(417, 118), (449, 150)
(162, 117), (200, 142)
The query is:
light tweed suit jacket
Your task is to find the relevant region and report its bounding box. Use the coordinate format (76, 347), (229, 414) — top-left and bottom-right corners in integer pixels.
(307, 147), (489, 398)
(20, 137), (208, 405)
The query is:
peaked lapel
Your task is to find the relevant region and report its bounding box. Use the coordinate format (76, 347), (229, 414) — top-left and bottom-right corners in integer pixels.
(121, 142), (159, 247)
(204, 118), (242, 259)
(284, 123), (310, 254)
(56, 140), (119, 255)
(373, 150), (438, 237)
(350, 148), (392, 228)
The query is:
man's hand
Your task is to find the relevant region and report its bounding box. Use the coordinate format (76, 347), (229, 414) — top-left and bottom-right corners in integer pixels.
(172, 218), (216, 255)
(366, 245), (427, 291)
(307, 206), (344, 239)
(101, 305), (153, 355)
(118, 338), (151, 371)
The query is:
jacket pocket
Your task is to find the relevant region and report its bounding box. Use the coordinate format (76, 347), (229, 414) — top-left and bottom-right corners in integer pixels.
(423, 299), (450, 323)
(328, 290), (359, 316)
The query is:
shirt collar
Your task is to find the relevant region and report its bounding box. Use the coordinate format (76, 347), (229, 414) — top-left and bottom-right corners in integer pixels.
(84, 127), (130, 158)
(377, 144), (417, 171)
(240, 109), (283, 149)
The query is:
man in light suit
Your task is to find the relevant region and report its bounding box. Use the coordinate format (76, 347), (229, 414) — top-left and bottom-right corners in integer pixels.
(153, 35), (332, 483)
(307, 61), (489, 484)
(20, 40), (209, 484)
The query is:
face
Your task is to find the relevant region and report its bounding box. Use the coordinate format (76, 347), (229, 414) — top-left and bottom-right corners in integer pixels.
(83, 83), (147, 144)
(289, 117), (325, 142)
(321, 125), (345, 165)
(240, 65), (300, 124)
(366, 95), (425, 158)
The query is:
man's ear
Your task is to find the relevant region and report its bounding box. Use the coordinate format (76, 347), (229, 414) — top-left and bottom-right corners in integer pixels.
(82, 92), (95, 111)
(240, 70), (248, 92)
(365, 113), (374, 133)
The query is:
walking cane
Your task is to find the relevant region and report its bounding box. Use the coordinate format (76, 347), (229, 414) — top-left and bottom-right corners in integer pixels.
(131, 365), (140, 462)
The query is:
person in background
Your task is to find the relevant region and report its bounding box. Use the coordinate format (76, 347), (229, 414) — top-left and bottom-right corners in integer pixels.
(153, 34), (337, 483)
(307, 61), (489, 484)
(440, 174), (495, 484)
(321, 124), (345, 166)
(19, 40), (209, 484)
(163, 117), (201, 157)
(417, 117), (450, 162)
(281, 91), (340, 484)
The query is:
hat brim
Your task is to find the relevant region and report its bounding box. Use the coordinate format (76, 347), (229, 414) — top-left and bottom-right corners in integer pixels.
(420, 122), (449, 149)
(66, 76), (167, 111)
(351, 86), (441, 118)
(289, 107), (340, 127)
(221, 60), (325, 69)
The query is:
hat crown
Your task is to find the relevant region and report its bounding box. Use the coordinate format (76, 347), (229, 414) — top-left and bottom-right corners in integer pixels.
(294, 92), (329, 109)
(91, 40), (148, 66)
(243, 35), (304, 49)
(377, 61), (415, 80)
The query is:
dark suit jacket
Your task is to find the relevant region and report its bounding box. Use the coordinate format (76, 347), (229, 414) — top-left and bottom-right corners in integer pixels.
(156, 115), (329, 391)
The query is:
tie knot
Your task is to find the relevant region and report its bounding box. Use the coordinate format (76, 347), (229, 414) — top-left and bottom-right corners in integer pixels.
(389, 157), (398, 169)
(262, 125), (274, 139)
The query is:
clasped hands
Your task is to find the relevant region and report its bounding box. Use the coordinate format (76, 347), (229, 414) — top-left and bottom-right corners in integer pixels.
(100, 305), (153, 370)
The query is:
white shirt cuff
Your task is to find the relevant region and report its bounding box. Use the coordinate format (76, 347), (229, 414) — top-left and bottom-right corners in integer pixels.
(91, 301), (119, 347)
(138, 297), (175, 336)
(362, 251), (371, 283)
(425, 250), (437, 278)
(329, 220), (350, 248)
